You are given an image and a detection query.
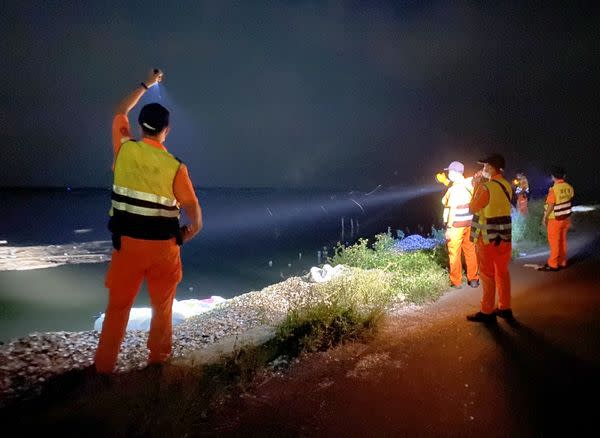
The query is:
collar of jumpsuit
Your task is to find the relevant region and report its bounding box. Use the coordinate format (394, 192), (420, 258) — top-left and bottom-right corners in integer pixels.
(141, 137), (168, 152)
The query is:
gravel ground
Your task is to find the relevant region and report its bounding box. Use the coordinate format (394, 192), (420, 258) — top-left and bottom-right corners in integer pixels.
(0, 272), (346, 406)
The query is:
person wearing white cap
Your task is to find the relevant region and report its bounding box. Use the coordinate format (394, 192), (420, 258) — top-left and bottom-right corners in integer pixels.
(440, 161), (479, 289)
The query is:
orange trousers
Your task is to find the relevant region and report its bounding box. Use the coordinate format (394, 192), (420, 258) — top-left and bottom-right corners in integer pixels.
(547, 218), (570, 269)
(447, 226), (479, 286)
(95, 237), (182, 373)
(476, 240), (511, 314)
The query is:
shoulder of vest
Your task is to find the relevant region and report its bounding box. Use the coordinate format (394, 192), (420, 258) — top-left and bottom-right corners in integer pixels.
(174, 156), (184, 165)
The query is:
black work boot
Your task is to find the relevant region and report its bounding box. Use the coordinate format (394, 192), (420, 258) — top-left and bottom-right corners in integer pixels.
(468, 279), (480, 288)
(494, 308), (514, 320)
(466, 311), (497, 323)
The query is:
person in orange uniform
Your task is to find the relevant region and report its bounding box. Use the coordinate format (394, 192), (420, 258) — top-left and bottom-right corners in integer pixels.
(467, 154), (513, 323)
(94, 69), (203, 373)
(440, 161), (479, 289)
(513, 172), (529, 215)
(538, 167), (574, 271)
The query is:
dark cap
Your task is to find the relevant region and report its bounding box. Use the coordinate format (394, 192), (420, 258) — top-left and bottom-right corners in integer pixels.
(550, 166), (566, 179)
(138, 103), (170, 134)
(477, 153), (505, 171)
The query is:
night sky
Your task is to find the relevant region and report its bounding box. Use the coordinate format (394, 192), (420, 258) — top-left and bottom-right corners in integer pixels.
(1, 1), (598, 198)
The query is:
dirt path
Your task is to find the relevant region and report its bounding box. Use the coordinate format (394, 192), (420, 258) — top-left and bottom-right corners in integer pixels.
(205, 224), (600, 437)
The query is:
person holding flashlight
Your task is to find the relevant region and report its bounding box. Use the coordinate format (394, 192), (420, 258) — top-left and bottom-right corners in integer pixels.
(468, 154), (513, 323)
(94, 69), (203, 373)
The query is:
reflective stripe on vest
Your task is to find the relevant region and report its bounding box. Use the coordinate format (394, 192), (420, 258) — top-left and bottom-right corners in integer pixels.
(471, 177), (512, 244)
(111, 185), (179, 218)
(546, 182), (574, 221)
(452, 203), (473, 228)
(109, 140), (181, 240)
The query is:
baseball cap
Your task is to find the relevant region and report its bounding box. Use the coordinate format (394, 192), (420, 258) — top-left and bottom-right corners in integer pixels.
(477, 153), (505, 171)
(138, 103), (170, 133)
(444, 161), (464, 173)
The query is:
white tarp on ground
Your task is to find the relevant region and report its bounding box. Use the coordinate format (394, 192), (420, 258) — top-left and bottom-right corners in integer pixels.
(93, 296), (228, 331)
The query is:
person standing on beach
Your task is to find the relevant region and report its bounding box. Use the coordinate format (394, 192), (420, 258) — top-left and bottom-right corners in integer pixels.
(94, 69), (202, 373)
(467, 154), (513, 323)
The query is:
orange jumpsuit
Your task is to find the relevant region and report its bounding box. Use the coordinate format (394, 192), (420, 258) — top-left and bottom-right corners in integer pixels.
(470, 174), (512, 314)
(94, 115), (199, 373)
(545, 180), (574, 269)
(442, 179), (478, 286)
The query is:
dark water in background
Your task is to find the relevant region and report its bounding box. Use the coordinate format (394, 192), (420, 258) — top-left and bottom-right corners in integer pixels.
(0, 187), (442, 341)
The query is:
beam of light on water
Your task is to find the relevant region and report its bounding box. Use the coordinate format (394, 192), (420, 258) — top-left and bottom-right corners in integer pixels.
(572, 205), (598, 212)
(198, 183), (441, 236)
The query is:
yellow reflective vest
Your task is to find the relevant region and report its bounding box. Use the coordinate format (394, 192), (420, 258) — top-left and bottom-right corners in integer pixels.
(546, 181), (574, 220)
(109, 140), (182, 240)
(471, 177), (513, 244)
(442, 177), (474, 228)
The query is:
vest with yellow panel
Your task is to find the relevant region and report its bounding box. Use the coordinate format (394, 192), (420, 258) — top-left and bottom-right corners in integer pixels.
(109, 140), (181, 240)
(442, 177), (474, 228)
(471, 177), (513, 244)
(546, 181), (574, 220)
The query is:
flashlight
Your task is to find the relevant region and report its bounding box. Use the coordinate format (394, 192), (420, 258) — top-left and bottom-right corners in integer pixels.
(436, 172), (450, 186)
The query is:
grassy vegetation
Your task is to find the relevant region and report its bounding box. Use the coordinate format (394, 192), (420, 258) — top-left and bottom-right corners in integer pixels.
(512, 199), (548, 251)
(277, 268), (395, 354)
(329, 233), (449, 304)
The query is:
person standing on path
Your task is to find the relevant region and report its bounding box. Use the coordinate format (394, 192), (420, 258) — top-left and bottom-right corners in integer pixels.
(95, 69), (203, 373)
(538, 167), (574, 271)
(467, 154), (513, 323)
(439, 161), (479, 289)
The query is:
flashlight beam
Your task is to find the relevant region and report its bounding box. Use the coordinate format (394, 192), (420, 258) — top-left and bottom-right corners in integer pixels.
(349, 198), (365, 214)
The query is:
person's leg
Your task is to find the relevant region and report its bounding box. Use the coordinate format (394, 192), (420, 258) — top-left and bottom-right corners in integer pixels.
(477, 241), (496, 314)
(494, 241), (512, 311)
(146, 244), (182, 364)
(447, 227), (464, 287)
(461, 227), (479, 282)
(546, 219), (560, 269)
(95, 248), (144, 373)
(558, 219), (570, 268)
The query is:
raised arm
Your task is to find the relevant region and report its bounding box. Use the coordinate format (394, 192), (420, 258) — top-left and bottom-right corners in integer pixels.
(115, 69), (163, 116)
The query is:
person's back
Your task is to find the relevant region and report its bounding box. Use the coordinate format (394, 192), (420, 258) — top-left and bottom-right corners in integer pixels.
(539, 167), (574, 271)
(440, 161), (479, 289)
(94, 69), (203, 373)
